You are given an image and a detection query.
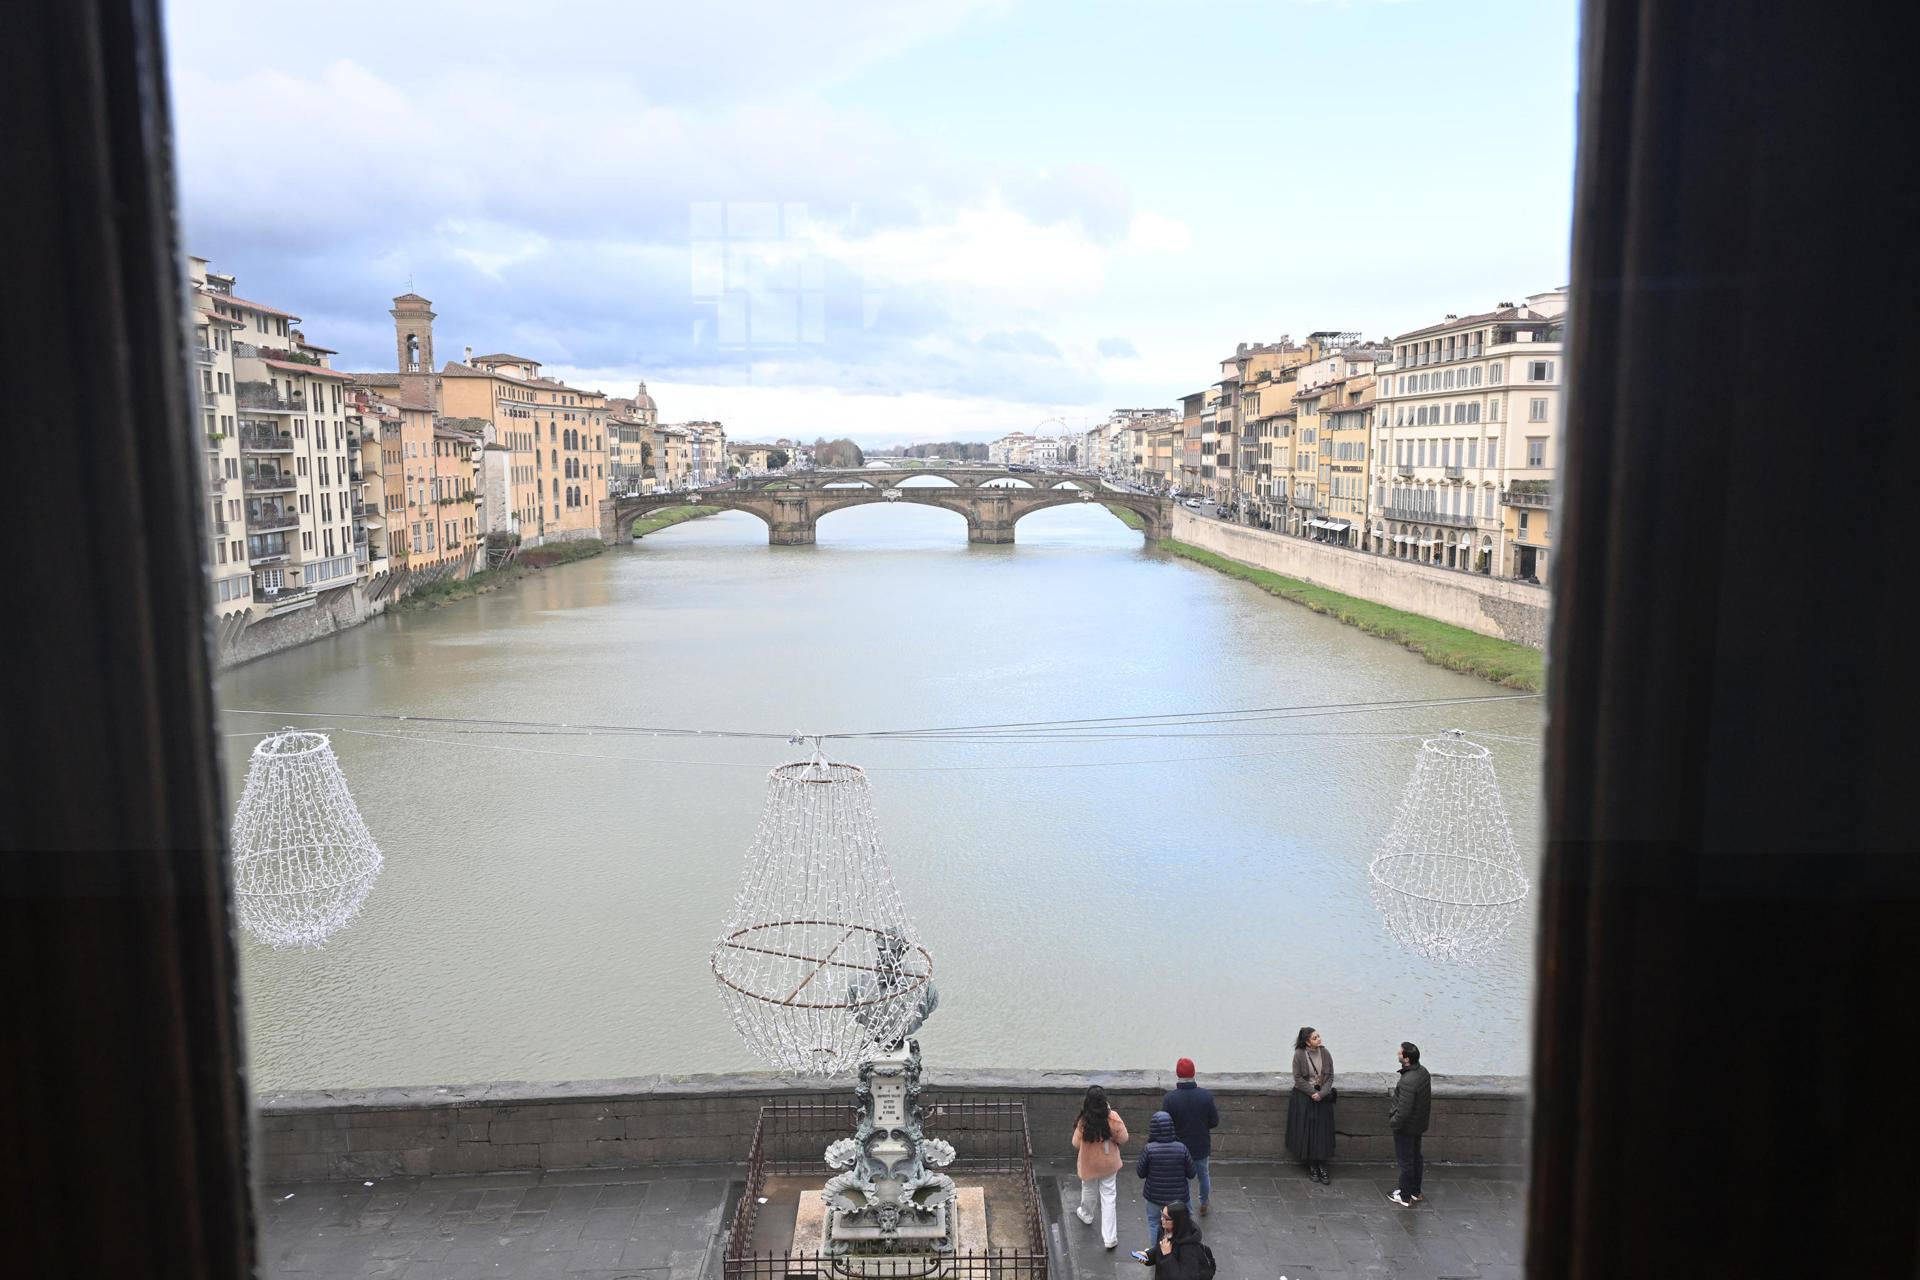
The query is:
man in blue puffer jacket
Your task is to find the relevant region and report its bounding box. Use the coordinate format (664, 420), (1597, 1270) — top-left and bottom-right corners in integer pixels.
(1134, 1110), (1195, 1249)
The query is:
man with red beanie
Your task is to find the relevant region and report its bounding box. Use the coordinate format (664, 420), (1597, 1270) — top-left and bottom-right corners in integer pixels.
(1161, 1057), (1220, 1214)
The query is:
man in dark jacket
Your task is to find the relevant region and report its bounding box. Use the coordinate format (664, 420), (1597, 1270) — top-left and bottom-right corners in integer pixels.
(1162, 1057), (1220, 1214)
(1387, 1041), (1432, 1207)
(1135, 1110), (1194, 1248)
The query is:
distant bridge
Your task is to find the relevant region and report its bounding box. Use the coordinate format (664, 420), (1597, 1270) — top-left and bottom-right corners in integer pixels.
(599, 470), (1169, 546)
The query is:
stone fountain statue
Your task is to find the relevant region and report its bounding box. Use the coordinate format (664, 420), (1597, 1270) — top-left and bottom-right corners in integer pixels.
(821, 928), (956, 1266)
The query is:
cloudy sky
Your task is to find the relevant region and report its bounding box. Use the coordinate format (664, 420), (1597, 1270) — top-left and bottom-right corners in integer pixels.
(164, 0), (1578, 446)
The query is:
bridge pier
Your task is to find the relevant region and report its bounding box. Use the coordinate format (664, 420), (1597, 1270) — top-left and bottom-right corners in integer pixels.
(968, 524), (1016, 544)
(769, 524), (815, 546)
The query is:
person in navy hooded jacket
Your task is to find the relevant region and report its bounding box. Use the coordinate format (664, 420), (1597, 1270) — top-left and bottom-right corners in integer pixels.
(1134, 1110), (1195, 1249)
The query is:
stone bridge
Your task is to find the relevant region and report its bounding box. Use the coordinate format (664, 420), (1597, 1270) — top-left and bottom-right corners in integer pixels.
(600, 473), (1169, 545)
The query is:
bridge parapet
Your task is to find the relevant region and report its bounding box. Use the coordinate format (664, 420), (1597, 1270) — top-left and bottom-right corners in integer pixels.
(601, 484), (1167, 547)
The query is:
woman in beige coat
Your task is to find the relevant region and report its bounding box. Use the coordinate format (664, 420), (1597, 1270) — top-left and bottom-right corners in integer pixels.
(1070, 1084), (1130, 1249)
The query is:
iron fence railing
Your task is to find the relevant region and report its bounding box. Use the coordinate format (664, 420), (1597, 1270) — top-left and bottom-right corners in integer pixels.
(724, 1094), (1046, 1279)
(239, 426), (294, 452)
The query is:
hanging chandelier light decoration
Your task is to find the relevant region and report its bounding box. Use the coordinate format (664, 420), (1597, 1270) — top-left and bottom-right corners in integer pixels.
(230, 728), (384, 950)
(1369, 729), (1530, 963)
(710, 746), (935, 1077)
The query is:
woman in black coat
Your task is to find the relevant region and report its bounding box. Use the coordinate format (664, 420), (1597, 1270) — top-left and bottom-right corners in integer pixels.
(1286, 1025), (1336, 1183)
(1135, 1203), (1213, 1278)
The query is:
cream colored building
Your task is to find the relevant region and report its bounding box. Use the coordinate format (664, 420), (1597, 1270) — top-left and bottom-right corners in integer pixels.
(987, 431), (1031, 465)
(607, 382), (658, 493)
(729, 443), (779, 475)
(653, 425), (692, 489)
(437, 350), (607, 544)
(1146, 420), (1180, 490)
(189, 259), (250, 618)
(1317, 377), (1377, 546)
(192, 261), (360, 617)
(1368, 289), (1566, 576)
(344, 387), (394, 581)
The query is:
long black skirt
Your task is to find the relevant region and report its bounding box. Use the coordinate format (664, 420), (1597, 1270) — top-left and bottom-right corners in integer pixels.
(1285, 1088), (1336, 1162)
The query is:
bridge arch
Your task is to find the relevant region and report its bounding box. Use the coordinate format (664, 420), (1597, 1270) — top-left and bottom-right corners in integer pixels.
(600, 481), (1166, 547)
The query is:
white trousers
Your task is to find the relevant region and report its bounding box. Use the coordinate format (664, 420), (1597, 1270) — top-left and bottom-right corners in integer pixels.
(1078, 1172), (1118, 1247)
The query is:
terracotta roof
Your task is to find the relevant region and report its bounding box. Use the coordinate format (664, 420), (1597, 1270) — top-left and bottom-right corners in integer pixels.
(440, 361), (527, 384)
(214, 294), (300, 321)
(260, 357), (352, 381)
(1393, 305), (1552, 343)
(391, 292), (431, 304)
(472, 352), (542, 366)
(296, 342), (338, 355)
(193, 309), (246, 327)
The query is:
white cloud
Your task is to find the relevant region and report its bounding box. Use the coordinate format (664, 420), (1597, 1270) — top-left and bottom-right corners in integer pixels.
(1128, 211), (1193, 255)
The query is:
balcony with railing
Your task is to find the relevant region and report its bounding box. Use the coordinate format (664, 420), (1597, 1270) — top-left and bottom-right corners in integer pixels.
(1504, 484), (1551, 509)
(239, 425), (295, 453)
(1383, 503), (1480, 529)
(248, 538), (292, 565)
(246, 504), (299, 533)
(1444, 464), (1465, 480)
(1396, 463), (1416, 477)
(1291, 490), (1316, 508)
(193, 344), (216, 366)
(237, 384), (307, 413)
(207, 462), (227, 489)
(244, 470), (297, 493)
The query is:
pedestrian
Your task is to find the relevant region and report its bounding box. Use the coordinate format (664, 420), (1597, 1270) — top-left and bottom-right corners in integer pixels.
(1162, 1057), (1219, 1215)
(1388, 1041), (1432, 1208)
(1134, 1110), (1194, 1250)
(1131, 1203), (1217, 1278)
(1286, 1026), (1337, 1183)
(1070, 1085), (1129, 1249)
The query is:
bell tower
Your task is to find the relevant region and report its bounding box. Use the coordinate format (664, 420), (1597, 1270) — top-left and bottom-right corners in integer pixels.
(391, 292), (435, 373)
(390, 291), (437, 410)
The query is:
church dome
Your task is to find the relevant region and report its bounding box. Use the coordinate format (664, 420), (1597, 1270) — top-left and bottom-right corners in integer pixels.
(633, 380), (656, 412)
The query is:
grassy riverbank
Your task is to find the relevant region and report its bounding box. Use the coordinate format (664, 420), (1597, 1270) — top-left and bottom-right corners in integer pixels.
(630, 505), (719, 537)
(1105, 504), (1147, 530)
(389, 538), (608, 613)
(1162, 539), (1544, 691)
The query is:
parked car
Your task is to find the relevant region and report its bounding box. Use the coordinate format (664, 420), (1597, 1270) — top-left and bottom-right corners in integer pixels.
(1183, 497), (1202, 509)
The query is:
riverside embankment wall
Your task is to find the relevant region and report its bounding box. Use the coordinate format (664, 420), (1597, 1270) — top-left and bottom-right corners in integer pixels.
(1168, 509), (1549, 648)
(256, 1070), (1528, 1182)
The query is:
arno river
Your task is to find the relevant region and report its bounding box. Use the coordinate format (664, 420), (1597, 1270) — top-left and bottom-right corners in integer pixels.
(219, 500), (1543, 1091)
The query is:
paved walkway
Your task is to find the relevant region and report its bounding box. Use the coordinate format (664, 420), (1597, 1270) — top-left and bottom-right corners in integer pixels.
(261, 1158), (1524, 1280)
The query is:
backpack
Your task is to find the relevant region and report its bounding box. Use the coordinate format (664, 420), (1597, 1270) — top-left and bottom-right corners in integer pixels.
(1193, 1243), (1217, 1280)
